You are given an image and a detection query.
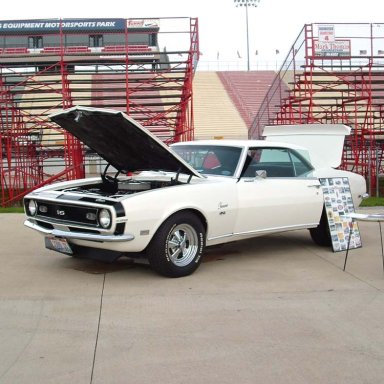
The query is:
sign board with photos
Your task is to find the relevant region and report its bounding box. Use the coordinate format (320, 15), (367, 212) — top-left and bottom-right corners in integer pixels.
(320, 177), (362, 252)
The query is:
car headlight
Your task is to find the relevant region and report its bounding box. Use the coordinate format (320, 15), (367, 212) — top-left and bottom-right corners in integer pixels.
(98, 209), (111, 229)
(28, 200), (37, 216)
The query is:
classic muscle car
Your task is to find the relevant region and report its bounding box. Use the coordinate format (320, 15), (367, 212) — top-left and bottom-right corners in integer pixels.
(23, 106), (367, 277)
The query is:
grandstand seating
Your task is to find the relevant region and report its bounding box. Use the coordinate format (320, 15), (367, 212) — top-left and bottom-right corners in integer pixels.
(65, 46), (89, 53)
(102, 45), (152, 53)
(42, 47), (62, 54)
(218, 71), (277, 128)
(192, 72), (248, 140)
(3, 47), (28, 54)
(0, 45), (154, 56)
(12, 69), (284, 144)
(18, 73), (94, 147)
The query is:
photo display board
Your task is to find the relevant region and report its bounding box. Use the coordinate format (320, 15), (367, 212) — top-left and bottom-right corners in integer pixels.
(320, 177), (362, 252)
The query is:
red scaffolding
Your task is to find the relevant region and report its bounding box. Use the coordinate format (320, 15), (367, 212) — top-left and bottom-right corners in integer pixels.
(0, 17), (199, 206)
(250, 23), (384, 194)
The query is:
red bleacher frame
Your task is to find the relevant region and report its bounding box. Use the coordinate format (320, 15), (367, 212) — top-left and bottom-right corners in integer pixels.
(0, 17), (199, 206)
(250, 23), (384, 194)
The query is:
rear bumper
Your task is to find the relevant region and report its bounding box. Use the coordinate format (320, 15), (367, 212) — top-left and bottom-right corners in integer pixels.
(24, 219), (135, 242)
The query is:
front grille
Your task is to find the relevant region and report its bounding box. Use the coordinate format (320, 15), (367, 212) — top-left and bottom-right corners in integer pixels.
(68, 226), (101, 234)
(36, 220), (54, 230)
(36, 201), (99, 227)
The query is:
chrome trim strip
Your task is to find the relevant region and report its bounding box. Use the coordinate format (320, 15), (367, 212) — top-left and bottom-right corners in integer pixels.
(207, 222), (318, 241)
(24, 220), (134, 242)
(233, 222), (319, 236)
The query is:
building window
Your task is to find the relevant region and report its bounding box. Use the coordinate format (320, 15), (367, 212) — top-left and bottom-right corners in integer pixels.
(89, 35), (103, 48)
(150, 33), (157, 46)
(28, 36), (43, 49)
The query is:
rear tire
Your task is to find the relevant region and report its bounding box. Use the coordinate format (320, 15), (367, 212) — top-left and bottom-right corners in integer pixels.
(309, 209), (332, 247)
(147, 212), (205, 277)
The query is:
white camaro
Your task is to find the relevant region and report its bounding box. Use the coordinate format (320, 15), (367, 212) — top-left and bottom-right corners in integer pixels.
(24, 106), (367, 277)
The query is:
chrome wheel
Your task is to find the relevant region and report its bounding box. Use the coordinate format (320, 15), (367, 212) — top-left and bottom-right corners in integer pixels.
(167, 224), (199, 267)
(147, 212), (205, 277)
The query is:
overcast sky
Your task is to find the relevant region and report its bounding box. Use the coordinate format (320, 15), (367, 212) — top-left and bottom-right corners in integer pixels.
(1, 0), (380, 70)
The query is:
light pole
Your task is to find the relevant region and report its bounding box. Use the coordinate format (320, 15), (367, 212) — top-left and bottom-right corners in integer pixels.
(234, 0), (261, 71)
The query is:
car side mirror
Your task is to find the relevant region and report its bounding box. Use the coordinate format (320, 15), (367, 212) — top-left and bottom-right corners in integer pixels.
(255, 170), (267, 179)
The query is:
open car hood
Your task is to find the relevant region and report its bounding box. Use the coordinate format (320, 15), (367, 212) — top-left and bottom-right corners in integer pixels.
(50, 106), (202, 178)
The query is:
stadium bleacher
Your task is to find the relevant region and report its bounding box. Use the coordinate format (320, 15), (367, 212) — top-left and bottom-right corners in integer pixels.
(192, 72), (248, 140)
(218, 71), (277, 129)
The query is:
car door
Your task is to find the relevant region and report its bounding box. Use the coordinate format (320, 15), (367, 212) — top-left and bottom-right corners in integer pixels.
(234, 147), (324, 236)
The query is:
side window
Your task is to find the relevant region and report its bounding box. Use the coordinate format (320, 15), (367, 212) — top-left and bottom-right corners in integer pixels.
(289, 150), (313, 176)
(242, 148), (296, 178)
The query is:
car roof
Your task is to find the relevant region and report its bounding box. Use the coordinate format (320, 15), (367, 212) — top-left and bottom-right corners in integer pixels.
(171, 139), (307, 151)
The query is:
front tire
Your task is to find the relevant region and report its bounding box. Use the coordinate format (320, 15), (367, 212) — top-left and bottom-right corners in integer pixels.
(147, 212), (205, 277)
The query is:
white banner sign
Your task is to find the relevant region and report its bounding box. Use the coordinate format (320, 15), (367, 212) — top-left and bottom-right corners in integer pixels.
(314, 39), (351, 57)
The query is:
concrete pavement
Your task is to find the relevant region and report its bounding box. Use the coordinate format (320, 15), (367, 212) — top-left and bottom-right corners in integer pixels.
(1, 211), (384, 384)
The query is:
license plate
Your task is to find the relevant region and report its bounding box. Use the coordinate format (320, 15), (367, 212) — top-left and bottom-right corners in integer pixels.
(45, 237), (73, 255)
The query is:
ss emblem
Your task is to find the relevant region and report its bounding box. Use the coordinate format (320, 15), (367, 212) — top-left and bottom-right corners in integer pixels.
(57, 210), (65, 216)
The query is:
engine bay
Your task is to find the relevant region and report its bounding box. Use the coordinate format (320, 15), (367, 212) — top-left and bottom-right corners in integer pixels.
(61, 176), (183, 199)
(59, 164), (191, 199)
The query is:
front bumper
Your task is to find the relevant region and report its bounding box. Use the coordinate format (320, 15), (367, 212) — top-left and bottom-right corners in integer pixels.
(24, 219), (135, 242)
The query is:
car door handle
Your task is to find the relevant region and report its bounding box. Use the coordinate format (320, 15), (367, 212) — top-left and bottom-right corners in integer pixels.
(307, 184), (321, 189)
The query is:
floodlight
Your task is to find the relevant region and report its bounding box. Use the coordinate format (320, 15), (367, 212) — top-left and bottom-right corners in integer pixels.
(234, 0), (260, 7)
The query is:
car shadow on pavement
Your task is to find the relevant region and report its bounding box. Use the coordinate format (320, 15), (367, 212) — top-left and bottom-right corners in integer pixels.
(59, 230), (320, 276)
(63, 257), (137, 275)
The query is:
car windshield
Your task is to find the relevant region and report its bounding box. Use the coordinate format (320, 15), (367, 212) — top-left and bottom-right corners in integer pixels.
(172, 145), (242, 176)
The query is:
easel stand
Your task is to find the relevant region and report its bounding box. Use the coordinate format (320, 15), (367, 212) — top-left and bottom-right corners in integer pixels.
(344, 212), (384, 272)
